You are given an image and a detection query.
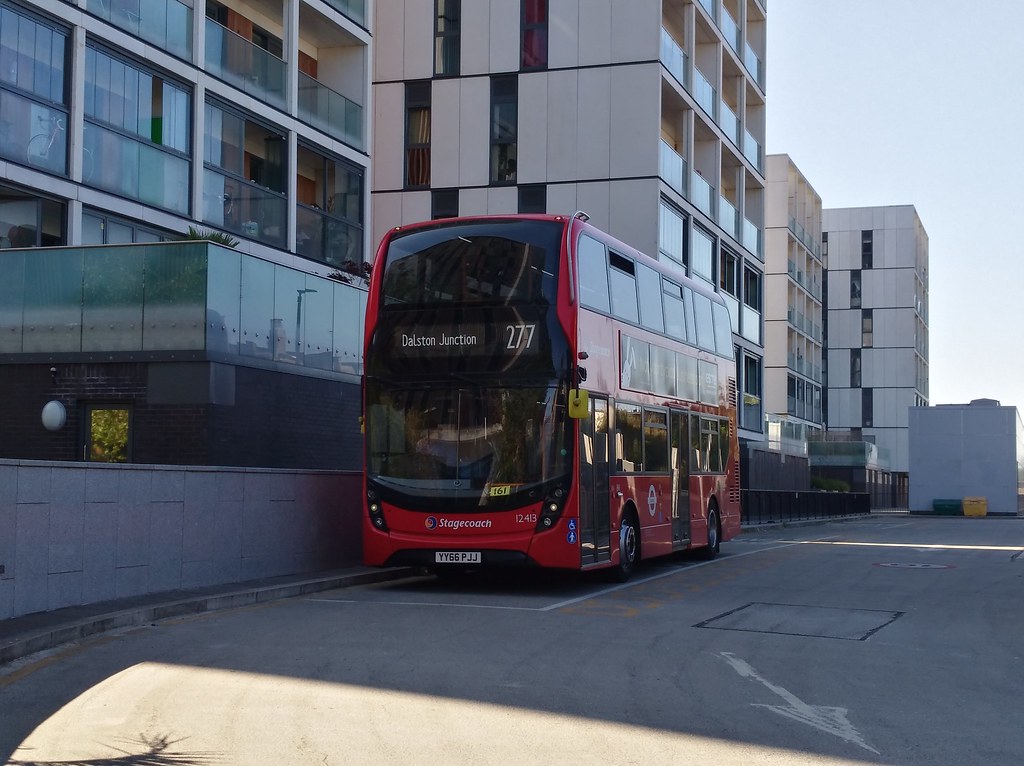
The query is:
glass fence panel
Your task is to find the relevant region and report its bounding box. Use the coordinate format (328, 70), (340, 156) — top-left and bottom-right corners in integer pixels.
(142, 245), (206, 351)
(297, 72), (364, 150)
(300, 277), (335, 371)
(205, 19), (285, 109)
(332, 280), (364, 376)
(0, 249), (26, 353)
(206, 245), (241, 356)
(22, 248), (84, 352)
(322, 0), (366, 26)
(82, 246), (145, 351)
(240, 255), (275, 360)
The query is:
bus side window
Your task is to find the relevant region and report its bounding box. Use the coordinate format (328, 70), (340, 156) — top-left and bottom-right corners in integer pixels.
(690, 413), (703, 472)
(608, 252), (640, 324)
(578, 234), (611, 312)
(719, 417), (731, 470)
(614, 402), (643, 472)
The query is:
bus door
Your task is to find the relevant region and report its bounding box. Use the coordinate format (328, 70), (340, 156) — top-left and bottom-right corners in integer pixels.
(670, 410), (691, 544)
(579, 397), (611, 565)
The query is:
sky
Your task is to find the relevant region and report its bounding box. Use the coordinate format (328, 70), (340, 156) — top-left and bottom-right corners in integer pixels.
(764, 1), (1024, 408)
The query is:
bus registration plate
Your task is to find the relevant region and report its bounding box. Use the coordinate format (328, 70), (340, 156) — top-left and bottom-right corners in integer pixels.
(435, 551), (481, 564)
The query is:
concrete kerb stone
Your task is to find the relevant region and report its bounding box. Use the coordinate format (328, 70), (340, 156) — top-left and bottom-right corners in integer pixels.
(0, 567), (416, 667)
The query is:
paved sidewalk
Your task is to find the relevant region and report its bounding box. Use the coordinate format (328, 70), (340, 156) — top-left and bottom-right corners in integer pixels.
(0, 566), (416, 667)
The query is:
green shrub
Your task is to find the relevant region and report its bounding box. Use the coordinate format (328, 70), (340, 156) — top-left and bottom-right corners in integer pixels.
(811, 476), (851, 492)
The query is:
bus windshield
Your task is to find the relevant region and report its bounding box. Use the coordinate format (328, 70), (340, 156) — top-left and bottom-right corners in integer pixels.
(366, 383), (571, 510)
(381, 220), (563, 307)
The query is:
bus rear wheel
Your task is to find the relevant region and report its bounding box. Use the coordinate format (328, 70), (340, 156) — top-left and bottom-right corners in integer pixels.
(702, 507), (721, 560)
(612, 511), (639, 582)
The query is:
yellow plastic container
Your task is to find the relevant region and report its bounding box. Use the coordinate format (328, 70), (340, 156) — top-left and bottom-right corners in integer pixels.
(963, 497), (988, 517)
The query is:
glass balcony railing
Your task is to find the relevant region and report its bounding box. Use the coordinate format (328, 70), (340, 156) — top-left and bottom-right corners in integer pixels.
(744, 41), (765, 89)
(743, 129), (763, 171)
(742, 216), (761, 257)
(205, 19), (286, 110)
(202, 169), (287, 250)
(298, 72), (364, 150)
(659, 139), (685, 196)
(719, 100), (740, 144)
(660, 27), (688, 89)
(86, 0), (192, 60)
(720, 8), (741, 53)
(697, 0), (716, 19)
(296, 204), (364, 271)
(741, 305), (760, 343)
(694, 69), (717, 118)
(718, 196), (737, 238)
(321, 0), (366, 27)
(0, 242), (368, 375)
(690, 171), (714, 217)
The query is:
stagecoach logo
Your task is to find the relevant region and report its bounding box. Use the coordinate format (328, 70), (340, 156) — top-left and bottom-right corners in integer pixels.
(424, 516), (494, 530)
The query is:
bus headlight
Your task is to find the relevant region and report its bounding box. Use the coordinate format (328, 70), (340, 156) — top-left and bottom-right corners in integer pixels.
(367, 487), (388, 532)
(536, 487), (568, 532)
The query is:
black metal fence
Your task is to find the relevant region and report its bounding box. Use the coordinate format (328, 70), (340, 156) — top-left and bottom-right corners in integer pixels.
(741, 490), (871, 526)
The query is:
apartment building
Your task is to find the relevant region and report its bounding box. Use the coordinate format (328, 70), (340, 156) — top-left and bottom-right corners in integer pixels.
(0, 0), (372, 468)
(763, 154), (823, 431)
(822, 204), (930, 481)
(371, 0), (768, 442)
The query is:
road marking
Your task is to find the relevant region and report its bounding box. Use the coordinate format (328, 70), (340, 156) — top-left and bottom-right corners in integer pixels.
(786, 540), (1024, 552)
(719, 652), (879, 755)
(874, 562), (954, 569)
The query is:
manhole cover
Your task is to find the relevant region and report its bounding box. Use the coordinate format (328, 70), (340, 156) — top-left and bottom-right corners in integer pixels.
(696, 602), (903, 641)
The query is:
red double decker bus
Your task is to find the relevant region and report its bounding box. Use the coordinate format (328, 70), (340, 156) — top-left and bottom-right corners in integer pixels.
(362, 213), (740, 580)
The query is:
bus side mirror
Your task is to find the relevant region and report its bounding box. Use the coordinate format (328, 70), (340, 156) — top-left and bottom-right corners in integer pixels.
(568, 389), (589, 419)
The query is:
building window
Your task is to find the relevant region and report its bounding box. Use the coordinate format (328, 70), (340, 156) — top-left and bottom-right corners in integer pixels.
(0, 183), (65, 248)
(862, 309), (873, 348)
(81, 210), (169, 245)
(861, 229), (873, 269)
(690, 225), (714, 284)
(85, 404), (131, 463)
(851, 348), (861, 388)
(405, 81), (431, 188)
(431, 188), (458, 219)
(719, 249), (739, 297)
(743, 266), (762, 311)
(434, 0), (460, 76)
(741, 352), (762, 432)
(658, 201), (686, 273)
(490, 75), (517, 184)
(522, 0), (548, 70)
(518, 184), (546, 213)
(203, 101), (287, 248)
(0, 5), (70, 174)
(850, 269), (861, 308)
(862, 388), (873, 428)
(295, 144), (364, 268)
(84, 46), (191, 213)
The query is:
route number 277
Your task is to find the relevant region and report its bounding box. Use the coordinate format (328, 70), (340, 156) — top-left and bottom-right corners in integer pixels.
(505, 323), (536, 350)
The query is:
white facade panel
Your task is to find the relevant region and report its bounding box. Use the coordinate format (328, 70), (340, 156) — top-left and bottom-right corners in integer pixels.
(486, 186), (518, 213)
(460, 0), (490, 76)
(609, 64), (660, 179)
(609, 179), (659, 257)
(611, 0), (659, 62)
(576, 67), (612, 180)
(546, 70), (580, 181)
(518, 73), (549, 184)
(548, 0), (580, 69)
(459, 187), (489, 216)
(459, 77), (491, 188)
(372, 83), (406, 192)
(577, 0), (612, 67)
(547, 183), (580, 217)
(402, 0), (434, 80)
(489, 0), (521, 74)
(431, 79), (462, 189)
(371, 193), (406, 251)
(574, 182), (611, 233)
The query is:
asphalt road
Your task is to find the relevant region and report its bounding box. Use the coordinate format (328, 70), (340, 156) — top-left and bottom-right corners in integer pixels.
(2, 515), (1022, 765)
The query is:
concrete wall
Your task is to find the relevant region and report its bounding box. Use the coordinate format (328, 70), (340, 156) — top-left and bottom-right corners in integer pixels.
(909, 405), (1022, 515)
(0, 460), (362, 620)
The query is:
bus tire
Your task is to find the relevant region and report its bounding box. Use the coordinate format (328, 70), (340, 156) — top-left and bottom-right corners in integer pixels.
(612, 508), (640, 582)
(702, 506), (721, 560)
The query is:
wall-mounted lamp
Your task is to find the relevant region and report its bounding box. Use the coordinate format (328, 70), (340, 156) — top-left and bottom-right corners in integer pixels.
(41, 400), (67, 431)
(50, 366), (57, 384)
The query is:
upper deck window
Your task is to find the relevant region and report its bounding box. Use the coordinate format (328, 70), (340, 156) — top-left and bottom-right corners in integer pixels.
(382, 220), (562, 307)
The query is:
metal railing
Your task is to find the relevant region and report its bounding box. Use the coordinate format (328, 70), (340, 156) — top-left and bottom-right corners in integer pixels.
(741, 490), (870, 526)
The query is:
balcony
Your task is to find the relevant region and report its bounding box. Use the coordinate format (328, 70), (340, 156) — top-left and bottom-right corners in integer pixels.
(741, 305), (760, 344)
(86, 0), (192, 59)
(321, 0), (366, 27)
(697, 0), (717, 19)
(719, 100), (740, 144)
(691, 171), (714, 217)
(0, 242), (368, 376)
(720, 7), (741, 54)
(205, 19), (286, 110)
(743, 128), (763, 172)
(298, 73), (364, 150)
(741, 216), (761, 258)
(718, 196), (737, 238)
(659, 139), (686, 196)
(744, 42), (765, 89)
(694, 69), (717, 119)
(660, 28), (689, 90)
